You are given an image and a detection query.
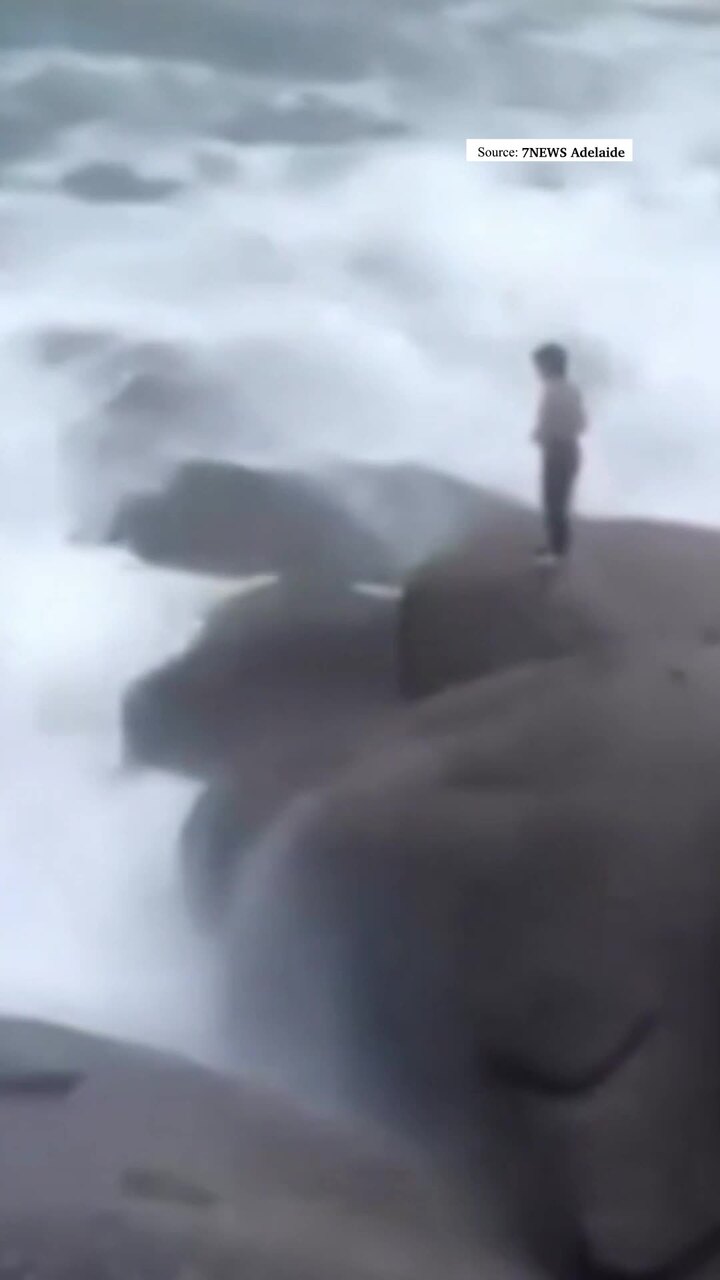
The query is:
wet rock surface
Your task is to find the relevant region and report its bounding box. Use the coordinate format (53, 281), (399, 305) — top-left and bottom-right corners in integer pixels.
(400, 514), (720, 696)
(0, 1017), (509, 1280)
(222, 643), (720, 1276)
(123, 580), (398, 779)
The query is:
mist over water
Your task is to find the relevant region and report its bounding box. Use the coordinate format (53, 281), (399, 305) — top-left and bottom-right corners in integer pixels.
(0, 0), (717, 1055)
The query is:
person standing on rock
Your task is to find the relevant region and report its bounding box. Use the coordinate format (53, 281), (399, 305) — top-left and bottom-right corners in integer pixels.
(531, 342), (587, 565)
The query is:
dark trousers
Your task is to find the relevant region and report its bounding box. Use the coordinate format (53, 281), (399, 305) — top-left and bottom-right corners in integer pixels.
(541, 439), (580, 556)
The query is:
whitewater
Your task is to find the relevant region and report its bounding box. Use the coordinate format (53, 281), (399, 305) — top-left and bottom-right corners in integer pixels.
(0, 0), (718, 1060)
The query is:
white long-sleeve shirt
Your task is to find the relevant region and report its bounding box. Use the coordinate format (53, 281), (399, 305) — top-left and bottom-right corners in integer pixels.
(535, 378), (587, 446)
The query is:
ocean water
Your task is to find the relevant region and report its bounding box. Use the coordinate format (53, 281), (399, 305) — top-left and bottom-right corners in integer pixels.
(0, 0), (718, 1056)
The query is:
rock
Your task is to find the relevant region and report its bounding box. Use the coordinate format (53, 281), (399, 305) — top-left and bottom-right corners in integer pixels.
(108, 459), (512, 584)
(109, 461), (396, 584)
(124, 577), (403, 927)
(224, 643), (720, 1276)
(400, 512), (720, 697)
(124, 579), (398, 781)
(0, 1016), (518, 1280)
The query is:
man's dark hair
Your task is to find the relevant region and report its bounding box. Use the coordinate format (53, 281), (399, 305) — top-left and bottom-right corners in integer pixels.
(532, 342), (568, 377)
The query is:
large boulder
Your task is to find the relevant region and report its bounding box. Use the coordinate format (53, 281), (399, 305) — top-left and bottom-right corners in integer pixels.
(109, 460), (394, 583)
(0, 1016), (521, 1280)
(123, 578), (402, 927)
(123, 581), (398, 781)
(126, 582), (401, 928)
(108, 459), (516, 584)
(224, 641), (720, 1277)
(400, 513), (720, 697)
